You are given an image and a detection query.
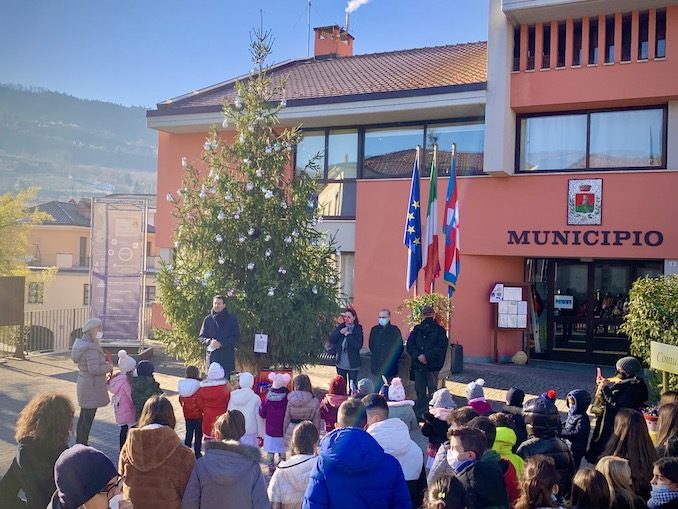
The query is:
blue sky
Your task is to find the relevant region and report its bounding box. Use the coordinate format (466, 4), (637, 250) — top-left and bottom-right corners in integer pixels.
(0, 0), (488, 107)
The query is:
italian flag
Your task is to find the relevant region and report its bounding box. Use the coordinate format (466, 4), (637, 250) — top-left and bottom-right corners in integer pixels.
(423, 150), (441, 293)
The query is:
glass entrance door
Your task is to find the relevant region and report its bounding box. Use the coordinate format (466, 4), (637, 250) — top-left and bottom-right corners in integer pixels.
(552, 261), (589, 354)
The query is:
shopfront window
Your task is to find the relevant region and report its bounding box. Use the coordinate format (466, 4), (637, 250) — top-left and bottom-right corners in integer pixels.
(363, 126), (424, 178)
(518, 107), (666, 172)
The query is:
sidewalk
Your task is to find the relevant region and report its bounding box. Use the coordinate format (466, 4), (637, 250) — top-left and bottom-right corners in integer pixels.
(0, 347), (596, 473)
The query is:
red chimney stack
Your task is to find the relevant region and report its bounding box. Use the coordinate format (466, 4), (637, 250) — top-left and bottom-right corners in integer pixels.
(313, 25), (354, 59)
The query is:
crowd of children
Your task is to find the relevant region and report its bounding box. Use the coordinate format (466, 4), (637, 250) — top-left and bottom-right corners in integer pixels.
(9, 354), (678, 509)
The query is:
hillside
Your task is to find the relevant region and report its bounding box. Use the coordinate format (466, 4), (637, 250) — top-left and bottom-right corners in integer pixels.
(0, 84), (157, 202)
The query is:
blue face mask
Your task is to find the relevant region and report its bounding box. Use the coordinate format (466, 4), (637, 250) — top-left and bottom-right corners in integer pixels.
(378, 318), (389, 327)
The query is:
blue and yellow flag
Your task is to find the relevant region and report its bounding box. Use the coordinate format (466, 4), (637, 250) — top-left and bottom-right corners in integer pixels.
(404, 154), (422, 290)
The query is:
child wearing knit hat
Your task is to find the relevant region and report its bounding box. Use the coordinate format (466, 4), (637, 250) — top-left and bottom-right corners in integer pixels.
(466, 378), (492, 415)
(387, 377), (428, 453)
(107, 350), (137, 449)
(422, 388), (457, 469)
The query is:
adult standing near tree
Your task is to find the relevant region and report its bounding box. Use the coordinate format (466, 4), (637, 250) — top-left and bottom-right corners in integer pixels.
(406, 306), (448, 420)
(586, 355), (649, 464)
(369, 309), (404, 389)
(71, 317), (113, 445)
(199, 294), (240, 379)
(328, 308), (363, 389)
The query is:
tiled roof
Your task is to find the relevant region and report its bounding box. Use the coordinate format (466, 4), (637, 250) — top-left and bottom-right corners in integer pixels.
(30, 201), (90, 227)
(150, 41), (487, 116)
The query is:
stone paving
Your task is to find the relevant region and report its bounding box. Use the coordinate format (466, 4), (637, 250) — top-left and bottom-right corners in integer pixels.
(0, 343), (603, 474)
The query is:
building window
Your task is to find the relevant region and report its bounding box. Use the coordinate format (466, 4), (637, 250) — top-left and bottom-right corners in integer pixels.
(79, 237), (88, 268)
(518, 107), (666, 172)
(557, 22), (566, 67)
(83, 284), (90, 306)
(638, 11), (649, 60)
(519, 114), (587, 171)
(334, 251), (355, 304)
(513, 27), (521, 71)
(363, 126), (424, 178)
(621, 13), (632, 62)
(145, 285), (156, 305)
(27, 282), (44, 304)
(589, 109), (664, 168)
(295, 129), (357, 218)
(589, 18), (599, 64)
(604, 15), (615, 63)
(527, 25), (536, 70)
(542, 24), (551, 68)
(425, 122), (485, 176)
(656, 8), (666, 58)
(572, 20), (583, 66)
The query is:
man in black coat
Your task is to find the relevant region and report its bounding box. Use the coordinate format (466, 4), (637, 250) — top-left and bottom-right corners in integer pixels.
(406, 305), (448, 419)
(198, 294), (240, 378)
(368, 309), (403, 387)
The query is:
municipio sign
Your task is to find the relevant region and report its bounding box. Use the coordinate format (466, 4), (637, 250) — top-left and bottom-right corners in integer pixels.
(651, 341), (678, 375)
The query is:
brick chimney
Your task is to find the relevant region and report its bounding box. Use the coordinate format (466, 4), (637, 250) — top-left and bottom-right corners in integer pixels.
(314, 25), (354, 59)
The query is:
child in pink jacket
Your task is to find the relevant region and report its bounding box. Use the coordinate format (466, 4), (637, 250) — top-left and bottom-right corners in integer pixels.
(107, 349), (136, 449)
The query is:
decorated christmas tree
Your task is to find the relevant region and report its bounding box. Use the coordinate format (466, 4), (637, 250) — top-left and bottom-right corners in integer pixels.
(156, 29), (341, 370)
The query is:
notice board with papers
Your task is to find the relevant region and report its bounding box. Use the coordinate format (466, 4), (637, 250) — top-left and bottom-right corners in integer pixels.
(490, 282), (531, 363)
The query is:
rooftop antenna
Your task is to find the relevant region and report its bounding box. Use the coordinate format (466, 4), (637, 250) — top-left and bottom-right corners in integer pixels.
(307, 0), (311, 58)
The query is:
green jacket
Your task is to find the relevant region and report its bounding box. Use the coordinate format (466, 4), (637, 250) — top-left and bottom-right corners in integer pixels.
(493, 426), (524, 476)
(131, 375), (162, 419)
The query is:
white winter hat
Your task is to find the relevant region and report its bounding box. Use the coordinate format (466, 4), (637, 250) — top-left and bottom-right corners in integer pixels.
(82, 318), (102, 334)
(388, 377), (406, 402)
(117, 350), (136, 374)
(239, 372), (254, 389)
(430, 388), (456, 410)
(269, 372), (291, 389)
(207, 362), (225, 381)
(466, 378), (486, 400)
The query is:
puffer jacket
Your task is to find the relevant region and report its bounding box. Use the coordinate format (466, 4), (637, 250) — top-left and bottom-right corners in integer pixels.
(71, 335), (112, 408)
(320, 394), (348, 433)
(132, 375), (162, 420)
(228, 386), (265, 437)
(406, 317), (448, 372)
(260, 387), (288, 438)
(178, 378), (202, 420)
(181, 440), (270, 509)
(561, 389), (591, 468)
(302, 427), (412, 509)
(268, 454), (318, 509)
(283, 391), (320, 448)
(367, 418), (424, 481)
(119, 425), (196, 509)
(109, 372), (135, 425)
(493, 426), (524, 476)
(197, 380), (231, 438)
(388, 401), (428, 453)
(456, 450), (510, 509)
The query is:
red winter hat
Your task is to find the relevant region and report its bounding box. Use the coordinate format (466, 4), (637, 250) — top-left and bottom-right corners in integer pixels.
(329, 375), (347, 396)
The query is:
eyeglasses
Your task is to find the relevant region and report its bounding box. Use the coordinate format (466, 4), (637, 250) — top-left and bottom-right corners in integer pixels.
(100, 476), (124, 498)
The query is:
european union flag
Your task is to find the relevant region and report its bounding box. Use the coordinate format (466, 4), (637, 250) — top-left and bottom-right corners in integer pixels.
(404, 154), (422, 290)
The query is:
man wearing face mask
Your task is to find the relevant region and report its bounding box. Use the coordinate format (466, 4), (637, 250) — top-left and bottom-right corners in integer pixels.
(71, 318), (113, 446)
(586, 355), (649, 464)
(368, 309), (403, 390)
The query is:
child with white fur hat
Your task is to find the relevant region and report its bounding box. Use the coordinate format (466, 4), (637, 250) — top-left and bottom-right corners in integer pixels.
(386, 377), (428, 453)
(107, 349), (136, 449)
(259, 372), (291, 474)
(227, 371), (265, 447)
(466, 378), (493, 415)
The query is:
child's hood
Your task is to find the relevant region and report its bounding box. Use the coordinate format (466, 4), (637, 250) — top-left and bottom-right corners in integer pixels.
(108, 373), (129, 394)
(430, 407), (453, 422)
(178, 378), (201, 397)
(229, 386), (259, 406)
(567, 389), (592, 415)
(288, 390), (315, 407)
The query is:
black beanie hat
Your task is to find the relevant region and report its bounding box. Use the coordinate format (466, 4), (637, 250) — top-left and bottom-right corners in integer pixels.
(54, 445), (118, 509)
(616, 356), (642, 377)
(136, 359), (155, 377)
(506, 387), (525, 407)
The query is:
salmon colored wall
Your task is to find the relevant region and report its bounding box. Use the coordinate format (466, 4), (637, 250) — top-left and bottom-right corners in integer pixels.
(28, 226), (89, 267)
(511, 7), (678, 112)
(354, 170), (678, 361)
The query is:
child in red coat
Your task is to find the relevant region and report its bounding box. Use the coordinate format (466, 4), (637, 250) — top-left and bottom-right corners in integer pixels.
(197, 362), (230, 442)
(320, 375), (349, 433)
(178, 365), (202, 458)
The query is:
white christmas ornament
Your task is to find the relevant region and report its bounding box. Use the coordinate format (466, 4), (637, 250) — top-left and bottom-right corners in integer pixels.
(280, 201), (288, 209)
(256, 169), (263, 177)
(284, 236), (292, 244)
(166, 193), (174, 203)
(235, 95), (243, 109)
(247, 262), (255, 270)
(218, 257), (225, 264)
(312, 286), (318, 295)
(278, 267), (287, 274)
(292, 229), (299, 238)
(227, 289), (235, 297)
(267, 287), (276, 296)
(280, 98), (287, 108)
(225, 191), (233, 201)
(245, 182), (254, 191)
(204, 271), (212, 280)
(329, 276), (336, 284)
(238, 235), (245, 243)
(215, 234), (223, 242)
(214, 174), (220, 182)
(203, 141), (211, 151)
(217, 211), (225, 221)
(265, 249), (272, 257)
(234, 213), (240, 219)
(307, 200), (315, 209)
(199, 191), (206, 199)
(239, 134), (245, 144)
(248, 227), (255, 236)
(222, 118), (228, 129)
(265, 146), (272, 154)
(264, 234), (271, 242)
(244, 158), (251, 166)
(264, 190), (273, 199)
(181, 157), (188, 168)
(174, 241), (180, 248)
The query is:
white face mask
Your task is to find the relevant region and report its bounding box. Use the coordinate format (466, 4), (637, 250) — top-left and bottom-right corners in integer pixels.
(109, 494), (123, 509)
(447, 449), (464, 471)
(95, 331), (104, 340)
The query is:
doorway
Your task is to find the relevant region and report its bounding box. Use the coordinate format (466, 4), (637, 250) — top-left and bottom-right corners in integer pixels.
(528, 258), (663, 364)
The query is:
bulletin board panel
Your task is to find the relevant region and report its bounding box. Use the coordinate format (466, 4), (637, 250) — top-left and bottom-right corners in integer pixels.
(492, 282), (531, 363)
